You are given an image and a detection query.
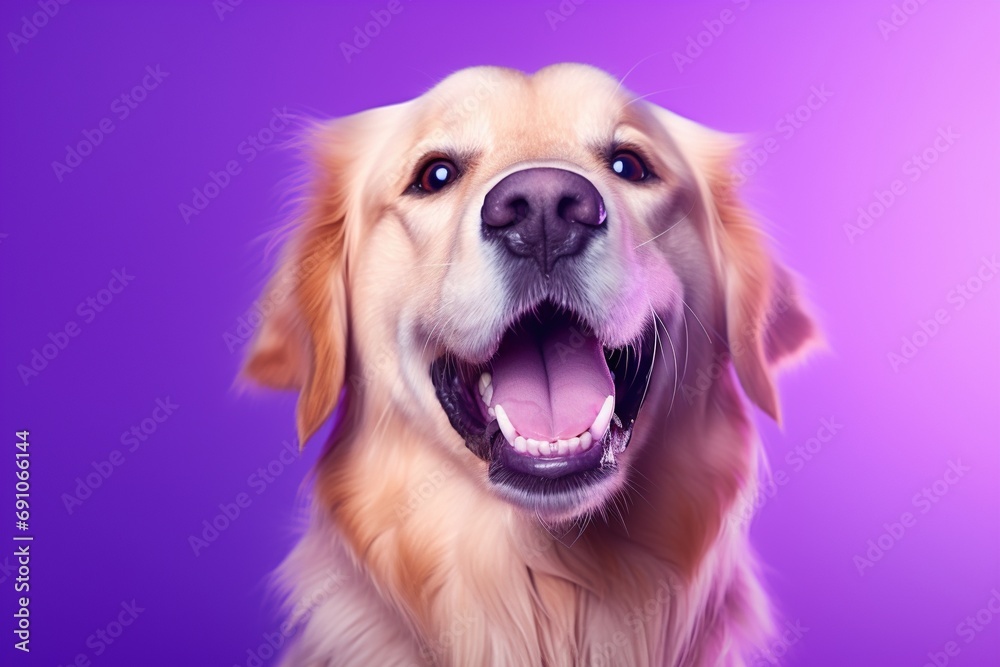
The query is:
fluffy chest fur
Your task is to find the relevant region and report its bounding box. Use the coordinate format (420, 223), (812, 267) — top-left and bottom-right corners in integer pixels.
(276, 378), (772, 667)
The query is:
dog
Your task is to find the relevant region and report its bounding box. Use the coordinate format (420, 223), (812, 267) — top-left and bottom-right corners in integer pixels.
(243, 63), (819, 666)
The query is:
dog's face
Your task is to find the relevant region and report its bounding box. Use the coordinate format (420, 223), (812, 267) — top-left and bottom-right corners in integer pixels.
(246, 64), (816, 524)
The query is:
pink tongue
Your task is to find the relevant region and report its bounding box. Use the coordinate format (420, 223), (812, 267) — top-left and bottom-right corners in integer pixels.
(490, 324), (614, 441)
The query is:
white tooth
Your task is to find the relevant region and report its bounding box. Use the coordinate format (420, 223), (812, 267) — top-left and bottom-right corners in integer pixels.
(580, 431), (593, 450)
(539, 440), (552, 456)
(526, 438), (540, 456)
(589, 395), (615, 441)
(478, 372), (491, 396)
(556, 439), (569, 456)
(488, 407), (495, 417)
(494, 405), (516, 444)
(482, 385), (493, 406)
(567, 437), (580, 453)
(514, 436), (527, 453)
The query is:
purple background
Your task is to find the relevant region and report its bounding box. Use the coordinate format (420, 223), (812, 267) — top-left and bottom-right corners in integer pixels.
(2, 1), (998, 665)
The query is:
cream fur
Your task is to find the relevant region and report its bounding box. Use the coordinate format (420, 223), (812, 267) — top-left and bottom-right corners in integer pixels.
(244, 64), (818, 666)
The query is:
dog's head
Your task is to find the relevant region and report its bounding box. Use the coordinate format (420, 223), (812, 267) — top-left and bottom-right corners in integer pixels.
(245, 64), (818, 524)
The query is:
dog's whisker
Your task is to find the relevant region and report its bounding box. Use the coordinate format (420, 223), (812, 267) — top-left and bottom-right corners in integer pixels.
(369, 396), (396, 450)
(662, 317), (680, 420)
(620, 475), (651, 510)
(562, 515), (589, 549)
(417, 314), (447, 367)
(596, 502), (608, 526)
(406, 65), (443, 87)
(617, 85), (703, 111)
(680, 305), (691, 385)
(634, 200), (697, 249)
(610, 52), (663, 103)
(649, 303), (679, 420)
(610, 492), (629, 533)
(683, 305), (714, 347)
(662, 285), (714, 345)
(617, 88), (671, 112)
(634, 324), (658, 422)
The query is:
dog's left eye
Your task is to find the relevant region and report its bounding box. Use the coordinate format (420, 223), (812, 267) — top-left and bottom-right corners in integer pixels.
(610, 151), (648, 182)
(415, 159), (459, 193)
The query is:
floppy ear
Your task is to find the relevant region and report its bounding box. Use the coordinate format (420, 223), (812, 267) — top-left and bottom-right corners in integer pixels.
(650, 107), (821, 422)
(718, 216), (818, 422)
(242, 120), (354, 444)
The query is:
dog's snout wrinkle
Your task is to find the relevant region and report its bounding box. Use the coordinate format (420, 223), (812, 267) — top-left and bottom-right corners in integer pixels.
(481, 168), (606, 276)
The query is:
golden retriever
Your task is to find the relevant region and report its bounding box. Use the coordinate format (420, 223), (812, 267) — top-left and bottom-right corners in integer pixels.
(243, 63), (818, 666)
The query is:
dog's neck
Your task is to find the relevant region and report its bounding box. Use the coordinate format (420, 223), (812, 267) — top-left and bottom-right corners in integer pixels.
(297, 375), (770, 666)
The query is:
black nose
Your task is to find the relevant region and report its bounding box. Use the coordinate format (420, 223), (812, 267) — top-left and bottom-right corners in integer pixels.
(481, 168), (606, 275)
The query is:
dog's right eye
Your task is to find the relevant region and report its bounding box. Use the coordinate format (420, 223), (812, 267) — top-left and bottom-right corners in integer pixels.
(414, 159), (459, 193)
(610, 151), (648, 182)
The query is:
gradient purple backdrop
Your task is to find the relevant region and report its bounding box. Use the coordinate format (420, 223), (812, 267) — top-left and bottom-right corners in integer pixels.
(2, 1), (999, 665)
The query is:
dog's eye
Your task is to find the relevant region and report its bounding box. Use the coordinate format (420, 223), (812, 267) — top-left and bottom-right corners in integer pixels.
(416, 159), (459, 192)
(610, 151), (647, 182)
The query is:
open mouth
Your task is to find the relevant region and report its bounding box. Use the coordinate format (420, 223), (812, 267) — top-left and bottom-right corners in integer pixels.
(431, 302), (656, 517)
